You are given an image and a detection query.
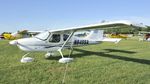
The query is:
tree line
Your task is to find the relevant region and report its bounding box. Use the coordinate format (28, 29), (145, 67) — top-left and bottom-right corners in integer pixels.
(104, 26), (150, 34)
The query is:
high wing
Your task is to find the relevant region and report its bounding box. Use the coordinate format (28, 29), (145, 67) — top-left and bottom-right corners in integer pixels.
(49, 20), (145, 33)
(48, 20), (145, 62)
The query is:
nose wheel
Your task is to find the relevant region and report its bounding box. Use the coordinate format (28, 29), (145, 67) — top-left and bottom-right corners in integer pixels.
(21, 53), (34, 63)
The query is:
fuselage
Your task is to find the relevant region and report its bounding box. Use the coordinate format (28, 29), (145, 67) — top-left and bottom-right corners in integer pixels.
(9, 31), (100, 52)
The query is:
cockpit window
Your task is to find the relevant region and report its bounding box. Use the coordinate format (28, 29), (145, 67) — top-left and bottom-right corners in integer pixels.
(49, 34), (60, 43)
(35, 31), (50, 40)
(63, 34), (69, 41)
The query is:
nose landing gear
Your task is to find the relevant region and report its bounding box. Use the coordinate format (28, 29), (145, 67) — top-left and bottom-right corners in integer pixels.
(21, 53), (34, 63)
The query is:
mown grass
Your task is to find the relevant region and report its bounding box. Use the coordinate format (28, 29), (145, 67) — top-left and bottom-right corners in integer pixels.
(0, 38), (150, 84)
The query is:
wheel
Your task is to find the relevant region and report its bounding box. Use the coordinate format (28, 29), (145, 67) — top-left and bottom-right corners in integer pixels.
(45, 53), (51, 59)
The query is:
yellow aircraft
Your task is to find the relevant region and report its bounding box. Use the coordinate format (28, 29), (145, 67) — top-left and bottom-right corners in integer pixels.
(3, 33), (16, 40)
(2, 30), (40, 40)
(108, 33), (128, 39)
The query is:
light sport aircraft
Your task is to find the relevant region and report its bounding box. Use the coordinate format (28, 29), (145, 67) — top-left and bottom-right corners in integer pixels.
(2, 30), (41, 40)
(9, 20), (144, 63)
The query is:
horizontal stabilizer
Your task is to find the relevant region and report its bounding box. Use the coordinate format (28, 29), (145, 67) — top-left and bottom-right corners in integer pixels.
(101, 38), (122, 43)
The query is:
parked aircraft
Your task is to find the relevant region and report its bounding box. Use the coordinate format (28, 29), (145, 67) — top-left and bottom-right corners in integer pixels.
(138, 31), (150, 41)
(9, 20), (144, 63)
(2, 30), (41, 40)
(108, 33), (128, 39)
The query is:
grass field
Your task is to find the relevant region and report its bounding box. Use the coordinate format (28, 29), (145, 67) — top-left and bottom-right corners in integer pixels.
(0, 37), (150, 84)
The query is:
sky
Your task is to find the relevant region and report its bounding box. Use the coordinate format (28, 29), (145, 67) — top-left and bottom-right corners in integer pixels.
(0, 0), (150, 33)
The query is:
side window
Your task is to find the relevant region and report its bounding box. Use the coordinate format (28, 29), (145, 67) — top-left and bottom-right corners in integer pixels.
(49, 34), (60, 43)
(63, 34), (69, 41)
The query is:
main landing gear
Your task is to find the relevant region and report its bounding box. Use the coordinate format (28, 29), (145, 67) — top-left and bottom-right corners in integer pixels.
(45, 52), (54, 59)
(58, 48), (74, 63)
(58, 31), (75, 63)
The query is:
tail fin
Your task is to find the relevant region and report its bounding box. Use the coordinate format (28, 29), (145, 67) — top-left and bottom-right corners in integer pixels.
(85, 30), (104, 41)
(85, 29), (122, 43)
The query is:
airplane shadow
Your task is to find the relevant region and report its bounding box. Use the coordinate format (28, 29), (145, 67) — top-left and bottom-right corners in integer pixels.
(104, 49), (136, 54)
(47, 48), (150, 65)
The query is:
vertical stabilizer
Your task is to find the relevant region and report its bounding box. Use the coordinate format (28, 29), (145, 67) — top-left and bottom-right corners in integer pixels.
(84, 30), (121, 43)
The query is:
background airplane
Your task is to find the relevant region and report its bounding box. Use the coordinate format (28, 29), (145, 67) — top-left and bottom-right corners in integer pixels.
(108, 33), (128, 39)
(1, 30), (41, 40)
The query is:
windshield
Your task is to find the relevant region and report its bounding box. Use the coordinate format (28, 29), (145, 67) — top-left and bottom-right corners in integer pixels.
(35, 31), (50, 40)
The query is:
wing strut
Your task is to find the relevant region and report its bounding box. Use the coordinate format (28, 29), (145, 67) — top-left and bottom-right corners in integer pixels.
(58, 31), (75, 59)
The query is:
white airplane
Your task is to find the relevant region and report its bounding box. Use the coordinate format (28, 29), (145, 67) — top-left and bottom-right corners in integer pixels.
(9, 20), (144, 63)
